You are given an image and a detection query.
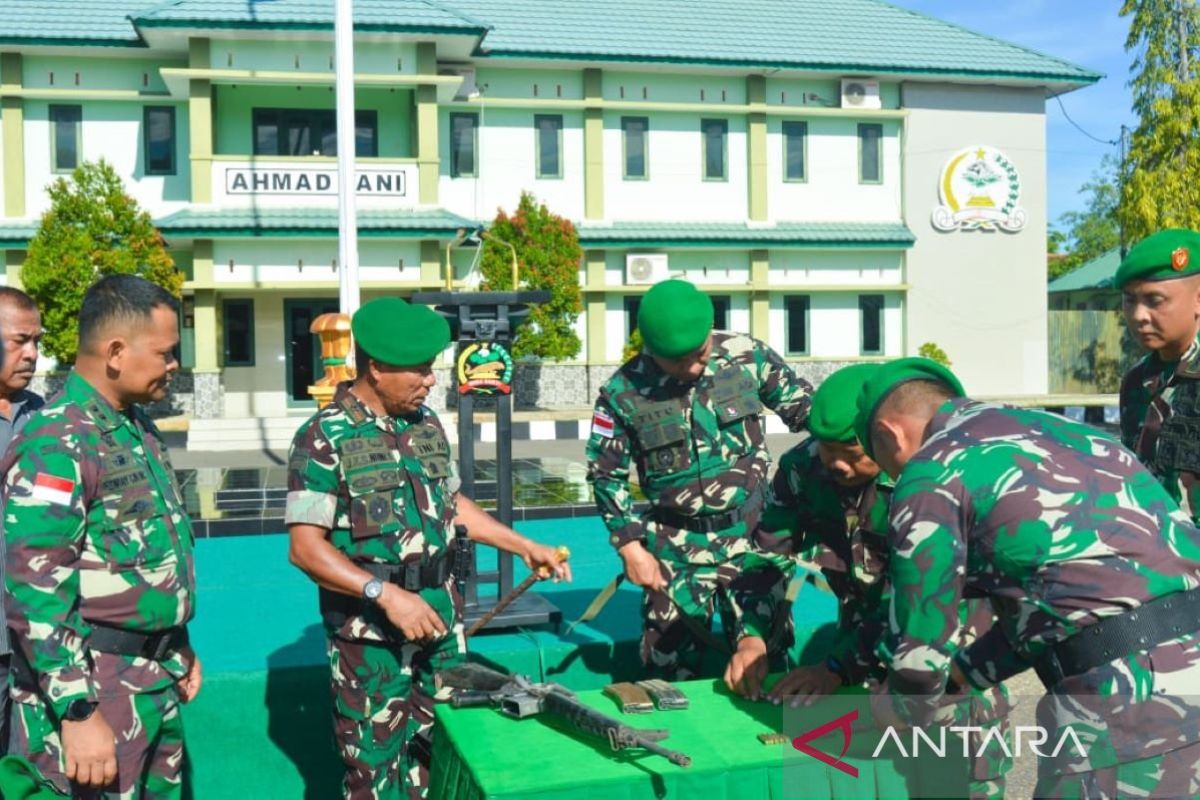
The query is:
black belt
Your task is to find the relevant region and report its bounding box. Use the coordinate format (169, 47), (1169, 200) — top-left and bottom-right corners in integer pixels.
(360, 558), (452, 592)
(1034, 587), (1200, 688)
(88, 624), (190, 661)
(650, 485), (765, 534)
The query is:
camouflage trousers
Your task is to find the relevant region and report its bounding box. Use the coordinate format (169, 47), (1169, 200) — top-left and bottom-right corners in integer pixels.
(640, 554), (793, 681)
(11, 687), (184, 799)
(1034, 738), (1200, 799)
(327, 602), (466, 799)
(964, 687), (1012, 800)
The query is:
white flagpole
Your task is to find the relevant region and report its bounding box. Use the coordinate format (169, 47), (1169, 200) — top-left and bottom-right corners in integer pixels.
(334, 0), (360, 316)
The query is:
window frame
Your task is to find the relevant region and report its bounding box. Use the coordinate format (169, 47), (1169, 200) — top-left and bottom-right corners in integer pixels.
(701, 118), (729, 182)
(623, 296), (642, 340)
(250, 108), (378, 157)
(621, 116), (649, 180)
(711, 295), (731, 330)
(784, 295), (811, 356)
(221, 298), (256, 367)
(143, 105), (177, 175)
(859, 293), (885, 356)
(782, 120), (808, 183)
(534, 114), (564, 180)
(449, 112), (479, 178)
(49, 104), (82, 174)
(858, 122), (883, 185)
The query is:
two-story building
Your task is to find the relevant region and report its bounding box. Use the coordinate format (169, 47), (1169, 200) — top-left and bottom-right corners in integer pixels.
(0, 0), (1098, 437)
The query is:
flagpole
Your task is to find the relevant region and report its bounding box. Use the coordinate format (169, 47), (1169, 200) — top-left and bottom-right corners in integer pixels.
(334, 0), (360, 317)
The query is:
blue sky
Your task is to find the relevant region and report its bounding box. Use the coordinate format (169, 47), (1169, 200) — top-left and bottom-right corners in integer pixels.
(889, 0), (1134, 227)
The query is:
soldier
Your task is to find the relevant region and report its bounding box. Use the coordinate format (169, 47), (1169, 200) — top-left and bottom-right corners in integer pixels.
(857, 357), (1200, 797)
(762, 363), (1010, 799)
(285, 297), (569, 800)
(0, 287), (45, 754)
(3, 275), (200, 798)
(1117, 228), (1200, 522)
(585, 278), (811, 697)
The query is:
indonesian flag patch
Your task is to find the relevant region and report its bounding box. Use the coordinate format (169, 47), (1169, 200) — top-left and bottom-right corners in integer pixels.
(592, 408), (615, 439)
(31, 473), (74, 506)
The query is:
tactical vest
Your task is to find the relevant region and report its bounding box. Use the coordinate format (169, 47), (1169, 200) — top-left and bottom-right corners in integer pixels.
(1155, 373), (1200, 475)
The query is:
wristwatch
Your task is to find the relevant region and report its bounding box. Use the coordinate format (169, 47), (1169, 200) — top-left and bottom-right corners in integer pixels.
(362, 577), (384, 603)
(64, 699), (97, 722)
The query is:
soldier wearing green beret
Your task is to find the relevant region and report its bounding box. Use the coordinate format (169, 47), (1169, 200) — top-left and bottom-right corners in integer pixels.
(1117, 228), (1200, 522)
(585, 279), (812, 697)
(761, 362), (1011, 798)
(857, 357), (1200, 798)
(285, 297), (570, 800)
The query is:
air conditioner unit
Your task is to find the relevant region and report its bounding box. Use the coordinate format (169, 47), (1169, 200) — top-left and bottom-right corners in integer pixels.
(625, 254), (670, 285)
(438, 64), (478, 101)
(840, 79), (881, 110)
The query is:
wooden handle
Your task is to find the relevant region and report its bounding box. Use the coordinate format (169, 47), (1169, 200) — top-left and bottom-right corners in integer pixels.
(536, 545), (571, 578)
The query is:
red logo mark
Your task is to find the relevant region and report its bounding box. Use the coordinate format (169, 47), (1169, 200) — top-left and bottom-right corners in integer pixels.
(791, 709), (859, 778)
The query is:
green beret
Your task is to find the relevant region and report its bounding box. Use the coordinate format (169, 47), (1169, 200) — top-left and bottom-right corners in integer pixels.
(1115, 228), (1200, 287)
(809, 363), (882, 443)
(638, 279), (714, 359)
(352, 297), (450, 367)
(854, 357), (965, 459)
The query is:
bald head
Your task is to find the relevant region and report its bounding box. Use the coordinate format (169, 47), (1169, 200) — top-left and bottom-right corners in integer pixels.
(869, 379), (957, 478)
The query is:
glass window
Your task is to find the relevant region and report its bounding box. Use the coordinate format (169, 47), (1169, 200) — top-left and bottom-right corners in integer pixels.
(144, 106), (176, 175)
(785, 295), (810, 356)
(783, 120), (807, 182)
(222, 299), (255, 367)
(624, 296), (642, 339)
(450, 113), (478, 178)
(50, 105), (82, 173)
(251, 109), (376, 157)
(860, 294), (884, 355)
(859, 123), (883, 184)
(622, 117), (648, 179)
(712, 295), (731, 330)
(535, 114), (563, 179)
(702, 118), (728, 181)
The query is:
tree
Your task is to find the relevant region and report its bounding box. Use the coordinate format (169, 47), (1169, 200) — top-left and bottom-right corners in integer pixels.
(1117, 0), (1200, 241)
(479, 192), (583, 361)
(1050, 155), (1121, 281)
(23, 160), (181, 364)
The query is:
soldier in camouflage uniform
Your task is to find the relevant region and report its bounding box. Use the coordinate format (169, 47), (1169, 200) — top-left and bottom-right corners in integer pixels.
(1117, 228), (1200, 523)
(585, 279), (811, 696)
(763, 363), (1010, 799)
(286, 297), (569, 800)
(858, 357), (1200, 798)
(2, 276), (201, 799)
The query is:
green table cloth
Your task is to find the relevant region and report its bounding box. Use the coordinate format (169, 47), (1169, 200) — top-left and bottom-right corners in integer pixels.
(429, 678), (966, 800)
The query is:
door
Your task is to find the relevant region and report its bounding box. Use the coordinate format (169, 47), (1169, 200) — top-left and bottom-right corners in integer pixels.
(284, 298), (339, 406)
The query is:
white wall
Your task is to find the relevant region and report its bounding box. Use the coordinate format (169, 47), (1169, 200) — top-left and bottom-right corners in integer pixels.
(767, 292), (902, 359)
(211, 240), (423, 285)
(768, 250), (903, 286)
(209, 38), (418, 76)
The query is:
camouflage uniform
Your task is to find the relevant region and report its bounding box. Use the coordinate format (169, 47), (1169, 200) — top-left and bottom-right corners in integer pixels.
(1119, 333), (1200, 523)
(1, 372), (195, 799)
(586, 331), (811, 678)
(882, 398), (1200, 797)
(767, 439), (1011, 798)
(286, 383), (465, 800)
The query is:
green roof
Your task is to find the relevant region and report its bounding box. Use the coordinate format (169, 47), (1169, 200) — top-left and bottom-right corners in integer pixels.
(154, 207), (477, 238)
(446, 0), (1099, 84)
(134, 0), (485, 34)
(1048, 248), (1120, 293)
(0, 222), (37, 248)
(0, 1), (148, 46)
(576, 221), (915, 249)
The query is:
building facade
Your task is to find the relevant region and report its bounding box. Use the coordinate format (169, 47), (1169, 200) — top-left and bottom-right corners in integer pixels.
(0, 0), (1098, 428)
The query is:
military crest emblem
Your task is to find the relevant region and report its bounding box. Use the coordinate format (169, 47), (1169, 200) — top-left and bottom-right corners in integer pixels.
(932, 146), (1027, 232)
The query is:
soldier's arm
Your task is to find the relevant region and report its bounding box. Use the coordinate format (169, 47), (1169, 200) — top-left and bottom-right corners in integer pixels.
(952, 624), (1029, 688)
(828, 582), (889, 685)
(3, 431), (93, 719)
(585, 395), (642, 550)
(751, 339), (812, 432)
(877, 466), (970, 726)
(1117, 370), (1140, 451)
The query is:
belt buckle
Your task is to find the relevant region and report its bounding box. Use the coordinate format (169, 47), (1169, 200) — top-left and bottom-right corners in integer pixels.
(146, 632), (172, 661)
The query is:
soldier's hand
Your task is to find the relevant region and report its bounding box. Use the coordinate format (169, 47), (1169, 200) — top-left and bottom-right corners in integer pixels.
(62, 711), (117, 789)
(379, 583), (448, 641)
(618, 541), (666, 591)
(177, 647), (203, 703)
(767, 663), (844, 708)
(724, 636), (769, 700)
(522, 542), (572, 582)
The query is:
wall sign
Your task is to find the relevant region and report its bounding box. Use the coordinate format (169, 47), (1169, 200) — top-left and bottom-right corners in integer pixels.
(225, 166), (408, 196)
(932, 146), (1027, 232)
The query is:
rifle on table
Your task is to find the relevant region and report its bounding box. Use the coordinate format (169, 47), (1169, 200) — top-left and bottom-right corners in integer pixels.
(435, 662), (692, 767)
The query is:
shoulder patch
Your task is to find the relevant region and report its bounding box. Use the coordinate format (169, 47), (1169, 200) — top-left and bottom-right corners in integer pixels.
(592, 408), (615, 439)
(31, 473), (74, 506)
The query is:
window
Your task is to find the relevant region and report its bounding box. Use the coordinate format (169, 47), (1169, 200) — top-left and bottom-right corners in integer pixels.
(858, 123), (883, 184)
(49, 105), (82, 173)
(624, 296), (641, 339)
(535, 114), (563, 179)
(251, 109), (377, 157)
(860, 294), (884, 355)
(712, 295), (730, 330)
(222, 299), (255, 367)
(144, 106), (176, 175)
(450, 112), (478, 178)
(785, 296), (810, 356)
(622, 117), (648, 179)
(701, 118), (728, 181)
(782, 121), (807, 182)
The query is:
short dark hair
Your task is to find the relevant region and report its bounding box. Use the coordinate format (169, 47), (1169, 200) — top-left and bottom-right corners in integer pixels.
(0, 287), (37, 313)
(78, 275), (178, 351)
